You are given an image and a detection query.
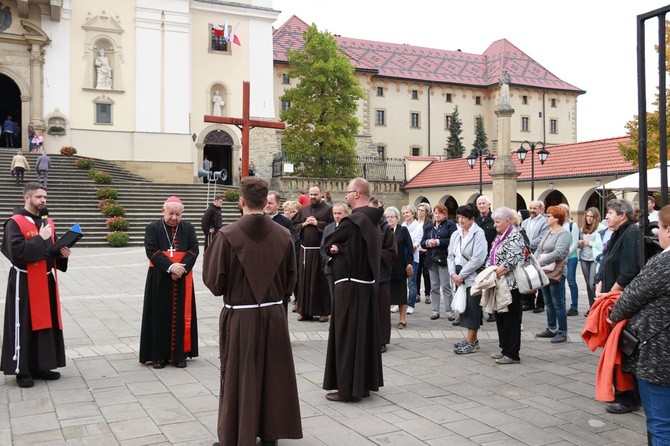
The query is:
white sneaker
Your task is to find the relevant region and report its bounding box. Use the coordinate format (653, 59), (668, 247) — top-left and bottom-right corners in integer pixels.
(390, 305), (399, 313)
(407, 306), (414, 315)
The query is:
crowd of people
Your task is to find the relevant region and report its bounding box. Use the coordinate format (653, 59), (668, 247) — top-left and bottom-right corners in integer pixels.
(3, 176), (669, 445)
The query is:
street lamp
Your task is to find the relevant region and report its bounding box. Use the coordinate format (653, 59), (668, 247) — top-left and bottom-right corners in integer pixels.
(516, 140), (549, 201)
(466, 148), (495, 195)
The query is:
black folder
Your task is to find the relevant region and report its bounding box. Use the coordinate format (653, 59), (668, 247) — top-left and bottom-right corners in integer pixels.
(46, 224), (84, 256)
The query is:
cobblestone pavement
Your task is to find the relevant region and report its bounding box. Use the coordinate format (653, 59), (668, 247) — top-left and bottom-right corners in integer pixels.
(0, 247), (647, 445)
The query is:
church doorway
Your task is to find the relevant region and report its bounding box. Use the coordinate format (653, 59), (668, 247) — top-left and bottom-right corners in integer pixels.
(0, 74), (22, 149)
(203, 129), (233, 185)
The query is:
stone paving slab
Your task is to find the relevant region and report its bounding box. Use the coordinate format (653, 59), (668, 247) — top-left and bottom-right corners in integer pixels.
(0, 247), (648, 445)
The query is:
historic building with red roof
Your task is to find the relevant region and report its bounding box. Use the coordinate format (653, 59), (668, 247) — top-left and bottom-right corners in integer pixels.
(404, 137), (637, 222)
(273, 15), (585, 161)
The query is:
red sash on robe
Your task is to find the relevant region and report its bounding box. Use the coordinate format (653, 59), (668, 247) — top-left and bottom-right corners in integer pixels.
(150, 251), (194, 352)
(10, 214), (62, 331)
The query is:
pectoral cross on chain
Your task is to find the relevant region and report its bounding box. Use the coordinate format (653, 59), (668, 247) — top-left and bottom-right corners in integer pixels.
(168, 247), (175, 258)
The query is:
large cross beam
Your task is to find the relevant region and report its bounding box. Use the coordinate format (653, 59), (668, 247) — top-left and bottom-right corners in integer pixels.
(204, 81), (285, 178)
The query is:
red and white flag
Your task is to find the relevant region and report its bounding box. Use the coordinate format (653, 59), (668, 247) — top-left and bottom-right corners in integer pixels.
(223, 20), (229, 41)
(230, 23), (241, 46)
(212, 23), (224, 37)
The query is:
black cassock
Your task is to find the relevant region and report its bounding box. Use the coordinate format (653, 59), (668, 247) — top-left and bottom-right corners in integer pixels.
(139, 219), (199, 365)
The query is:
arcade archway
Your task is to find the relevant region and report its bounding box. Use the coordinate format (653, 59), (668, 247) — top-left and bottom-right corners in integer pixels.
(203, 129), (234, 185)
(0, 74), (21, 148)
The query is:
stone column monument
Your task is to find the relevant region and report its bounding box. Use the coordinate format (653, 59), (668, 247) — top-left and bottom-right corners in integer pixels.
(490, 71), (520, 209)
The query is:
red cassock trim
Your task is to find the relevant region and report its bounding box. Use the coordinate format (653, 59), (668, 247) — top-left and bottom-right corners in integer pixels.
(151, 251), (194, 353)
(10, 215), (61, 331)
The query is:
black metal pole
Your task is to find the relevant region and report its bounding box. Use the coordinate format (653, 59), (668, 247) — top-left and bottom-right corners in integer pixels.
(530, 144), (535, 201)
(479, 151), (483, 195)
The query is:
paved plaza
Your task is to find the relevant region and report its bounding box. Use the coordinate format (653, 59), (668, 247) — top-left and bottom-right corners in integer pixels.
(0, 247), (648, 445)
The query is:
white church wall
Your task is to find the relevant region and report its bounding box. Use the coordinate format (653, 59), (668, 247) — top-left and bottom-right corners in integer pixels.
(42, 3), (71, 119)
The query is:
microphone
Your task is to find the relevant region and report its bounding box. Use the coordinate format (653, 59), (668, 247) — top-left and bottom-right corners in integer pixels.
(39, 207), (49, 228)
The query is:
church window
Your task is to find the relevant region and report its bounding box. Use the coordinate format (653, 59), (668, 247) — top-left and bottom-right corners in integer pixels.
(445, 114), (453, 129)
(475, 96), (482, 105)
(411, 147), (421, 156)
(281, 101), (291, 111)
(410, 112), (420, 128)
(376, 109), (386, 126)
(521, 116), (529, 132)
(210, 24), (231, 54)
(522, 95), (528, 105)
(550, 98), (557, 108)
(282, 74), (290, 84)
(550, 119), (558, 134)
(411, 90), (419, 100)
(377, 87), (384, 97)
(95, 104), (112, 124)
(446, 93), (452, 103)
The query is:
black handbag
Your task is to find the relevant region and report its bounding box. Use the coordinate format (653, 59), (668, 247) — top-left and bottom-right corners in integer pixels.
(619, 320), (670, 356)
(431, 252), (447, 267)
(619, 327), (639, 356)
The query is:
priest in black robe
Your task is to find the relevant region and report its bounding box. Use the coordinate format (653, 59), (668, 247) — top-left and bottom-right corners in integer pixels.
(140, 196), (199, 369)
(292, 185), (333, 322)
(323, 178), (383, 402)
(1, 183), (71, 388)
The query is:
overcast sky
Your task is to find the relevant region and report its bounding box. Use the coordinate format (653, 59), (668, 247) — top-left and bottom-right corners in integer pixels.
(273, 0), (668, 143)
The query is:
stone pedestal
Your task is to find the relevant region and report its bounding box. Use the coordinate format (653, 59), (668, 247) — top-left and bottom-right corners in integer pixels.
(492, 106), (519, 209)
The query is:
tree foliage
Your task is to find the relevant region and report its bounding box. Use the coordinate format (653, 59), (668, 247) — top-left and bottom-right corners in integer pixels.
(618, 21), (669, 167)
(280, 24), (365, 178)
(472, 115), (488, 151)
(446, 106), (465, 158)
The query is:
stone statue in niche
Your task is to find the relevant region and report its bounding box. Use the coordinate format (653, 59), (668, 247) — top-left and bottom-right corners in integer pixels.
(95, 49), (113, 89)
(498, 70), (511, 109)
(212, 90), (225, 116)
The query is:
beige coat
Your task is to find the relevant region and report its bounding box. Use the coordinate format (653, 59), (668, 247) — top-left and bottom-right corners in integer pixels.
(10, 155), (30, 172)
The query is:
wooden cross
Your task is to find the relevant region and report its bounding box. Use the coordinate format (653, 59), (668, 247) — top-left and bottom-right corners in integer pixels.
(204, 81), (285, 177)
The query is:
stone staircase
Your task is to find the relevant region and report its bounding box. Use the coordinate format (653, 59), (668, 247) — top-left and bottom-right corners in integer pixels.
(0, 149), (241, 247)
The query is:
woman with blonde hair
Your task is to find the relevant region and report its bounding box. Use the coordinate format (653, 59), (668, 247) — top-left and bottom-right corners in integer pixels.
(578, 207), (603, 313)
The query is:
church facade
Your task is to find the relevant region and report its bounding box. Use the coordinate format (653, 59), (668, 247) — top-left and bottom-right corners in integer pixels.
(0, 0), (281, 183)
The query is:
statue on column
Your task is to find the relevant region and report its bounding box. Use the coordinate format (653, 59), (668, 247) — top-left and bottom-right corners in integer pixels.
(212, 90), (225, 116)
(95, 49), (113, 90)
(498, 70), (511, 109)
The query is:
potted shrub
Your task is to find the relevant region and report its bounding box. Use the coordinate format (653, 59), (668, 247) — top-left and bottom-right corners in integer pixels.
(224, 190), (240, 202)
(107, 231), (130, 247)
(75, 158), (95, 169)
(105, 216), (129, 231)
(48, 126), (66, 135)
(60, 146), (77, 155)
(88, 169), (112, 184)
(96, 187), (118, 200)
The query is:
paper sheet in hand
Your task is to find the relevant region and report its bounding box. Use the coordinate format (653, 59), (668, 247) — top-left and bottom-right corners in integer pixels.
(46, 223), (83, 256)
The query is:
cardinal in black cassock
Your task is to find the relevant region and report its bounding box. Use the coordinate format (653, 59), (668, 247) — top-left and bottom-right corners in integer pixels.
(140, 196), (199, 368)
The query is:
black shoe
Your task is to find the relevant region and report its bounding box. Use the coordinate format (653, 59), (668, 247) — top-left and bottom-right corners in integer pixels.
(536, 329), (556, 338)
(174, 360), (187, 368)
(533, 307), (545, 313)
(32, 370), (61, 380)
(380, 344), (387, 353)
(486, 314), (496, 322)
(16, 374), (34, 388)
(605, 402), (641, 414)
(153, 360), (167, 369)
(522, 305), (533, 311)
(452, 320), (460, 326)
(567, 308), (579, 316)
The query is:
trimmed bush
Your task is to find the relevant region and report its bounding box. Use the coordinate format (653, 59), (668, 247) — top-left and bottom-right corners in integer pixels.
(223, 190), (240, 202)
(88, 169), (112, 184)
(75, 158), (95, 169)
(96, 187), (118, 200)
(60, 146), (77, 156)
(99, 199), (125, 217)
(107, 231), (130, 247)
(105, 216), (129, 231)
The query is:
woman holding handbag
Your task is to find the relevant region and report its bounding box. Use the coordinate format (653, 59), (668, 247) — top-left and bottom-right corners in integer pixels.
(385, 207), (413, 329)
(421, 204), (456, 320)
(534, 206), (571, 344)
(608, 204), (670, 444)
(449, 204), (487, 354)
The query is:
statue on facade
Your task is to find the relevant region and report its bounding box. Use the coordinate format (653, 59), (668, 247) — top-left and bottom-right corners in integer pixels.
(498, 70), (511, 109)
(212, 90), (225, 116)
(95, 49), (113, 90)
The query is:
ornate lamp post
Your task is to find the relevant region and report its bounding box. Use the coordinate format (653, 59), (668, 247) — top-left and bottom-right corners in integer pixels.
(466, 148), (495, 195)
(516, 141), (549, 201)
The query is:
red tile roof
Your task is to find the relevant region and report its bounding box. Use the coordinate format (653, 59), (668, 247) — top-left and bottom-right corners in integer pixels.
(273, 16), (584, 93)
(404, 137), (636, 189)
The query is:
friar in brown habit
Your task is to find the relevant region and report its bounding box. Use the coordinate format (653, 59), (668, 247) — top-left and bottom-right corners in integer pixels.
(322, 177), (384, 402)
(203, 176), (302, 446)
(292, 185), (333, 322)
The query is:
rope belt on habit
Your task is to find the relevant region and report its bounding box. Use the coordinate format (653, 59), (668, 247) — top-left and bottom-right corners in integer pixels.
(11, 266), (54, 374)
(300, 244), (320, 266)
(223, 299), (283, 310)
(334, 278), (375, 285)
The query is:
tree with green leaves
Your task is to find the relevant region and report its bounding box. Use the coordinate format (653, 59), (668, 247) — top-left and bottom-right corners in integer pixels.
(446, 106), (465, 158)
(280, 24), (365, 178)
(472, 115), (488, 152)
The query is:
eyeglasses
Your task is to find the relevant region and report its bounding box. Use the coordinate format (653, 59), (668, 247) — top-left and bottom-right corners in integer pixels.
(345, 190), (358, 195)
